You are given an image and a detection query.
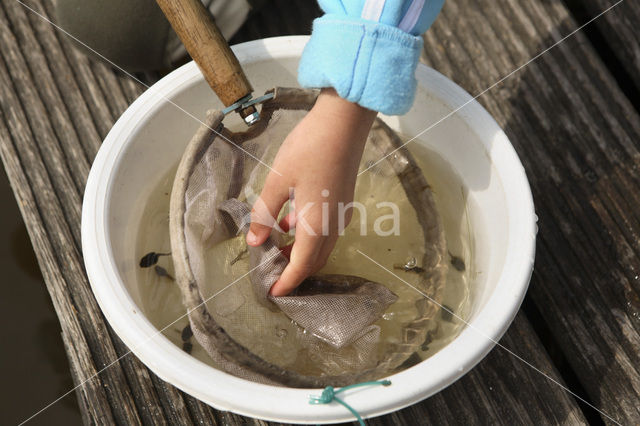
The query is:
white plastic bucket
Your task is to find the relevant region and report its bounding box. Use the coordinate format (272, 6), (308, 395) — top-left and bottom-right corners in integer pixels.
(82, 36), (536, 423)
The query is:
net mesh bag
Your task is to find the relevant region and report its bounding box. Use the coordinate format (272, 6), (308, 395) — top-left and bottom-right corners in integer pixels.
(169, 87), (447, 387)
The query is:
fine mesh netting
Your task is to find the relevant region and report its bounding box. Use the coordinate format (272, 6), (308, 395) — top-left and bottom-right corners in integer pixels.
(169, 88), (447, 387)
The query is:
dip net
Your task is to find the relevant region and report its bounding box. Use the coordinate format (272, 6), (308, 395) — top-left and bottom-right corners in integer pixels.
(169, 87), (447, 387)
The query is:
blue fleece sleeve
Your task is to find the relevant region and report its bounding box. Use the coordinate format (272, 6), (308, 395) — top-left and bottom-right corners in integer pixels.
(298, 0), (445, 115)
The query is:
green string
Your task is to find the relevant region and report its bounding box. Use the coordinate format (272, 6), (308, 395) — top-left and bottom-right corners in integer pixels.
(309, 380), (392, 426)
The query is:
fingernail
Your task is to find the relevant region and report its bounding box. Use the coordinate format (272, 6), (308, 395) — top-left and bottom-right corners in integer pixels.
(246, 230), (258, 245)
(268, 281), (280, 297)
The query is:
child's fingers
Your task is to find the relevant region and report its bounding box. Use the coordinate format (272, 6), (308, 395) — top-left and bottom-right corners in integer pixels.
(269, 233), (324, 296)
(278, 211), (296, 233)
(248, 178), (288, 246)
(315, 234), (337, 272)
(279, 244), (293, 259)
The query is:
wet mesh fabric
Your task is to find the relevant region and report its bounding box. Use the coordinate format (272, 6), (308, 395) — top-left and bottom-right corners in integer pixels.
(219, 198), (398, 348)
(169, 87), (447, 387)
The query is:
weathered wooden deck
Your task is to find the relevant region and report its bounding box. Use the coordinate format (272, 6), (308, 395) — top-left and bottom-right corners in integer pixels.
(1, 0), (639, 424)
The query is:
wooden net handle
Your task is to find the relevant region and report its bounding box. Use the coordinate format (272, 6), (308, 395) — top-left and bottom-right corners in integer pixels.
(155, 0), (253, 108)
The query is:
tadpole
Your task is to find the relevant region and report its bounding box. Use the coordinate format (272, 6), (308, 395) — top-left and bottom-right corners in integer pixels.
(396, 352), (422, 370)
(441, 304), (454, 322)
(181, 324), (193, 342)
(230, 247), (248, 266)
(154, 265), (174, 280)
(139, 251), (171, 268)
(448, 251), (465, 272)
(182, 342), (193, 354)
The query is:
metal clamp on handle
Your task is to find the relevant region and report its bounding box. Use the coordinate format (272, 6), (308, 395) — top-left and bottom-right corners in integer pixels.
(222, 92), (275, 126)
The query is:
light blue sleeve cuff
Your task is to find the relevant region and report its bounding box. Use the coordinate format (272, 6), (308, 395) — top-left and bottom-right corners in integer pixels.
(297, 14), (424, 115)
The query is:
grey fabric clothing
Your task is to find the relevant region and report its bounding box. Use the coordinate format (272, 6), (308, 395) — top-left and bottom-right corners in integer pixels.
(53, 0), (251, 72)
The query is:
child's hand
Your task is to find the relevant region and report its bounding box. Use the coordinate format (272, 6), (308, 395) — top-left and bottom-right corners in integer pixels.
(247, 88), (377, 296)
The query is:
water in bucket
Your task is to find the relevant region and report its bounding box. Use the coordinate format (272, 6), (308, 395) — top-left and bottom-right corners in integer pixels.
(135, 139), (473, 378)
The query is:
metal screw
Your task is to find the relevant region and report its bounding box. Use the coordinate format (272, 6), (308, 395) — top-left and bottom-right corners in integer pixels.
(244, 111), (260, 126)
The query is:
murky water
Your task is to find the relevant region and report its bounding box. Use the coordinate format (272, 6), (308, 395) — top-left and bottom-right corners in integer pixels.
(135, 138), (473, 377)
(409, 142), (473, 359)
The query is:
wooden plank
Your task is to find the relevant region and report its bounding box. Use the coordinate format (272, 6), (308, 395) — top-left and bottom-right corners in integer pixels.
(371, 313), (587, 425)
(38, 0), (120, 141)
(0, 1), (218, 424)
(0, 0), (600, 424)
(573, 0), (640, 93)
(421, 0), (640, 423)
(0, 1), (275, 424)
(0, 109), (115, 424)
(0, 2), (140, 423)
